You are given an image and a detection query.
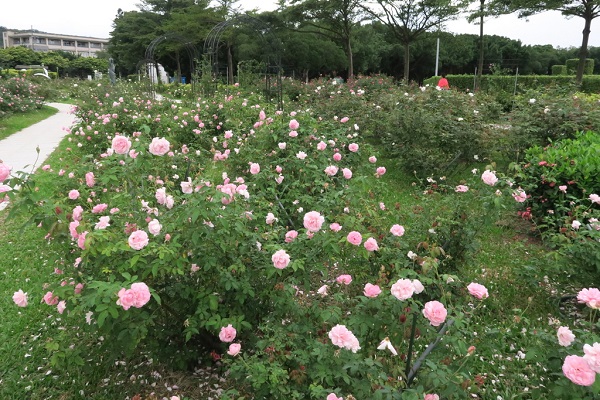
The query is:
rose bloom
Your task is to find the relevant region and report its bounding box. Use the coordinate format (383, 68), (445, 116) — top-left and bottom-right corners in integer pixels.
(590, 194), (600, 204)
(77, 231), (88, 250)
(342, 168), (352, 179)
(391, 279), (415, 300)
(512, 188), (527, 203)
(296, 151), (307, 160)
(583, 343), (600, 373)
(278, 142), (287, 150)
(390, 224), (405, 237)
(424, 395), (440, 400)
(285, 230), (298, 243)
(412, 279), (425, 294)
(111, 135), (132, 155)
(572, 220), (582, 230)
(227, 343), (241, 356)
(563, 355), (596, 386)
(328, 324), (360, 353)
(332, 152), (342, 162)
(91, 203), (108, 214)
(289, 119), (299, 130)
(317, 284), (328, 296)
(117, 288), (136, 310)
(364, 237), (379, 252)
(0, 162), (11, 182)
(68, 189), (80, 200)
(467, 282), (489, 299)
(94, 216), (111, 230)
(272, 249), (291, 269)
(368, 156), (377, 163)
(303, 211), (325, 232)
(327, 394), (342, 400)
(364, 283), (382, 298)
(481, 170), (498, 186)
(559, 185), (568, 193)
(148, 219), (162, 236)
(249, 163), (260, 175)
(340, 116), (349, 123)
(422, 301), (447, 327)
(348, 143), (359, 152)
(577, 288), (600, 309)
(557, 326), (576, 347)
(317, 141), (327, 151)
(336, 274), (352, 285)
(180, 179), (193, 194)
(85, 172), (95, 187)
(72, 205), (83, 221)
(57, 300), (67, 314)
(266, 212), (277, 225)
(330, 223), (342, 232)
(376, 166), (386, 177)
(219, 324), (237, 342)
(148, 137), (170, 156)
(455, 185), (469, 193)
(155, 187), (167, 205)
(12, 289), (28, 307)
(324, 166), (339, 176)
(346, 231), (363, 245)
(128, 230), (149, 250)
(130, 282), (151, 308)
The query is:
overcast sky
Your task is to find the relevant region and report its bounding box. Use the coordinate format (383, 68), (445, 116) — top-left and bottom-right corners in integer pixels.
(0, 0), (596, 49)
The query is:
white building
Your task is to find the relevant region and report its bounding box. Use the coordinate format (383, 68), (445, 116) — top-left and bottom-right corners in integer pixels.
(2, 30), (109, 57)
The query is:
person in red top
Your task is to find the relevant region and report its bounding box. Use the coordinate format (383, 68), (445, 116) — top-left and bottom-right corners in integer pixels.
(437, 74), (449, 89)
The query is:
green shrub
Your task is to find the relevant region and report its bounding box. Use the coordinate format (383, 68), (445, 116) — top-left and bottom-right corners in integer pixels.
(566, 58), (594, 75)
(552, 65), (567, 75)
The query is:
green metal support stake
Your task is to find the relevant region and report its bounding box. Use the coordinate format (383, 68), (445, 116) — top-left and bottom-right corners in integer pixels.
(404, 313), (418, 385)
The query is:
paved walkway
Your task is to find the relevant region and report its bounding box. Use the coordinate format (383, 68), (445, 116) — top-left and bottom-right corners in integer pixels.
(0, 102), (76, 176)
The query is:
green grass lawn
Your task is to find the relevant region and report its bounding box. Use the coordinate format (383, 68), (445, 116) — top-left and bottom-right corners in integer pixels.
(0, 106), (59, 142)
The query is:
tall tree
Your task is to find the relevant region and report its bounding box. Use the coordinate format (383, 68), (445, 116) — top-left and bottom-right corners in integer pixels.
(498, 0), (600, 84)
(364, 0), (462, 82)
(286, 0), (365, 79)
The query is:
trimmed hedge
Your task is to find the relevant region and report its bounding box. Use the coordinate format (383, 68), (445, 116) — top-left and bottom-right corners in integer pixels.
(424, 74), (600, 93)
(566, 58), (594, 75)
(552, 65), (567, 75)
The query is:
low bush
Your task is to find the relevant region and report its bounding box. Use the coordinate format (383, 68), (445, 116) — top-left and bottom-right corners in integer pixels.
(0, 76), (45, 118)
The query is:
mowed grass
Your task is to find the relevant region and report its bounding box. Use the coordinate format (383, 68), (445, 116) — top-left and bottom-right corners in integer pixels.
(0, 105), (59, 142)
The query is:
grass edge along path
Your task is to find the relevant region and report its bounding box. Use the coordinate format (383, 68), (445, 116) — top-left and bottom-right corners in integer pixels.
(0, 105), (59, 142)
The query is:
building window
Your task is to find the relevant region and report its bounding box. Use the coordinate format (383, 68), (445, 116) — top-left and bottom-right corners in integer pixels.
(34, 37), (46, 44)
(13, 38), (21, 45)
(63, 40), (74, 47)
(48, 39), (61, 46)
(90, 42), (102, 49)
(77, 41), (88, 47)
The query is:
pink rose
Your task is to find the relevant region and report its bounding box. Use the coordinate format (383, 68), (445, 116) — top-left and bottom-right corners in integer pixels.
(467, 282), (489, 299)
(329, 324), (360, 353)
(317, 141), (327, 151)
(336, 274), (352, 285)
(330, 223), (342, 232)
(346, 231), (362, 246)
(57, 300), (67, 314)
(91, 203), (108, 214)
(130, 282), (151, 308)
(249, 163), (260, 175)
(42, 292), (58, 306)
(148, 137), (170, 156)
(364, 237), (379, 252)
(577, 288), (600, 309)
(342, 168), (352, 179)
(180, 179), (193, 194)
(117, 288), (136, 310)
(481, 170), (498, 186)
(557, 326), (576, 346)
(324, 166), (339, 176)
(94, 216), (111, 230)
(69, 220), (80, 239)
(77, 231), (88, 250)
(412, 279), (424, 294)
(340, 117), (349, 123)
(111, 135), (132, 155)
(219, 324), (237, 342)
(559, 185), (567, 193)
(363, 283), (381, 298)
(148, 219), (162, 236)
(285, 230), (298, 243)
(259, 110), (266, 120)
(390, 224), (405, 237)
(0, 162), (11, 182)
(327, 394), (343, 400)
(68, 189), (80, 200)
(563, 355), (596, 386)
(455, 185), (469, 192)
(368, 156), (377, 163)
(72, 205), (83, 221)
(422, 301), (447, 327)
(12, 289), (28, 307)
(272, 249), (291, 269)
(424, 395), (440, 400)
(391, 279), (415, 301)
(74, 283), (84, 294)
(332, 153), (342, 162)
(376, 167), (386, 177)
(348, 143), (359, 152)
(289, 119), (299, 130)
(590, 194), (600, 204)
(128, 230), (149, 250)
(512, 188), (527, 203)
(155, 187), (167, 205)
(583, 343), (600, 373)
(227, 343), (241, 356)
(303, 211), (325, 232)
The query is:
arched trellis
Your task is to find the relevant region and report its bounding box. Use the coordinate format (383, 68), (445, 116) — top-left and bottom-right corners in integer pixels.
(144, 33), (199, 97)
(203, 14), (284, 109)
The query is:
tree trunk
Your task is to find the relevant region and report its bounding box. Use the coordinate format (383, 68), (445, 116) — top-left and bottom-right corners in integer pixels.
(227, 44), (234, 85)
(576, 16), (592, 85)
(476, 0), (485, 91)
(403, 43), (410, 82)
(347, 36), (354, 80)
